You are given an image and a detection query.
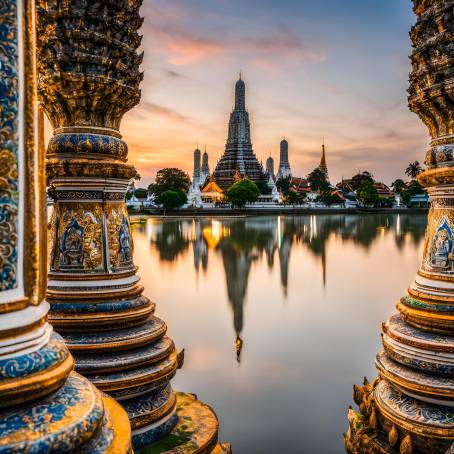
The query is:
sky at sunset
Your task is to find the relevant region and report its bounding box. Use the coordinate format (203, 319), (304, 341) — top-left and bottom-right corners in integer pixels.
(46, 0), (428, 187)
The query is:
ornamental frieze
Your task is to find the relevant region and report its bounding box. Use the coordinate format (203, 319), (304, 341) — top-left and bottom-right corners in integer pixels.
(49, 191), (126, 201)
(47, 134), (128, 161)
(422, 210), (454, 273)
(424, 143), (454, 168)
(51, 205), (104, 272)
(0, 0), (20, 292)
(430, 217), (454, 269)
(106, 205), (133, 271)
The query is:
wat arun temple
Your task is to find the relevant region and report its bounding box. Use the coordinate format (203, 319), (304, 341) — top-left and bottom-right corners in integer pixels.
(188, 75), (296, 205)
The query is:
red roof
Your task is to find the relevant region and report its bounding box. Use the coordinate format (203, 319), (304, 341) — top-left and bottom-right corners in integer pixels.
(374, 182), (393, 197)
(291, 177), (311, 193)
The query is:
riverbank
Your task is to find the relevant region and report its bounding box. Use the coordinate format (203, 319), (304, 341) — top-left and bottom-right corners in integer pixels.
(129, 207), (428, 221)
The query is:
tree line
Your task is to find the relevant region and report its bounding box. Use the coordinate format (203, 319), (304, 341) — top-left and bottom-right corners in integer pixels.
(129, 160), (427, 210)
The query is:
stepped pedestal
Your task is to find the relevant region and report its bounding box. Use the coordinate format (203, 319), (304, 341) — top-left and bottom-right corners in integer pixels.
(345, 1), (454, 452)
(0, 2), (130, 452)
(141, 393), (232, 454)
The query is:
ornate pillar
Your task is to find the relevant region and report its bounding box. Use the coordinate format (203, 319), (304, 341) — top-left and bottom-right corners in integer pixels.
(345, 1), (454, 453)
(0, 1), (131, 452)
(37, 1), (227, 451)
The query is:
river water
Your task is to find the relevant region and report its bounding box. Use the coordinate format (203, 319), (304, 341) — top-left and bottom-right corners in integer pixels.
(132, 214), (427, 454)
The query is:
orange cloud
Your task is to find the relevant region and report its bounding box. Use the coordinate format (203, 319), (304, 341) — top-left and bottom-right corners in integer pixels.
(143, 2), (324, 68)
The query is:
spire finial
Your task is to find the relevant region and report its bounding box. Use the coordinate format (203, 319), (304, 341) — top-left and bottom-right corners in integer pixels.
(239, 70), (242, 80)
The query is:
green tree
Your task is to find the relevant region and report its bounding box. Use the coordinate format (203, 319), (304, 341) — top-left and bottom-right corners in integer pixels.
(155, 190), (187, 211)
(148, 168), (191, 196)
(256, 179), (272, 195)
(226, 178), (260, 208)
(307, 168), (330, 192)
(391, 179), (406, 194)
(276, 177), (292, 196)
(400, 180), (426, 205)
(297, 191), (307, 204)
(379, 196), (394, 208)
(134, 188), (148, 198)
(405, 161), (423, 180)
(351, 171), (374, 191)
(318, 190), (343, 207)
(285, 190), (299, 205)
(356, 181), (379, 207)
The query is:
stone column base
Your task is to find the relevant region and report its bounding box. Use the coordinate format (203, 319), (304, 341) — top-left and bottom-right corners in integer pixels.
(0, 372), (132, 453)
(138, 392), (231, 454)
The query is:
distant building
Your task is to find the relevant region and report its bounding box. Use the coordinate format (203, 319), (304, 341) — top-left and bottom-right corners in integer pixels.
(192, 148), (201, 183)
(318, 143), (329, 182)
(291, 177), (311, 194)
(187, 148), (203, 207)
(264, 173), (280, 203)
(266, 155), (275, 180)
(336, 179), (355, 193)
(374, 182), (394, 199)
(213, 75), (266, 190)
(277, 139), (292, 180)
(201, 148), (210, 185)
(201, 177), (224, 204)
(409, 193), (429, 207)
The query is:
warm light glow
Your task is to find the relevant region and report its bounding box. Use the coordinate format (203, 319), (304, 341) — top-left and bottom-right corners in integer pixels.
(39, 2), (427, 188)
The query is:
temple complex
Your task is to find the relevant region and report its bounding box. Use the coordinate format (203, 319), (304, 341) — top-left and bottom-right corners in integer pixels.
(213, 75), (266, 190)
(277, 139), (292, 180)
(36, 0), (225, 451)
(0, 2), (131, 451)
(345, 1), (454, 453)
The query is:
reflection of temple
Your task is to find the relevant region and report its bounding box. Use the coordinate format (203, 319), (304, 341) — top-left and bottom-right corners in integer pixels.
(146, 215), (427, 363)
(219, 241), (254, 363)
(193, 219), (208, 272)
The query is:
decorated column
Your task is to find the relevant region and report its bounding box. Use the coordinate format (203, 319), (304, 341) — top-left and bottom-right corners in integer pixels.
(345, 1), (454, 453)
(37, 0), (226, 451)
(0, 1), (131, 452)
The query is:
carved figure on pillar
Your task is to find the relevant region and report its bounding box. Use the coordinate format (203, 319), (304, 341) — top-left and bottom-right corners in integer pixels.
(345, 1), (454, 453)
(0, 1), (131, 452)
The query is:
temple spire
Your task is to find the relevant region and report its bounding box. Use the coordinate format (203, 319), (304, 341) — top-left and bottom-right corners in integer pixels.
(277, 138), (292, 179)
(318, 141), (329, 182)
(235, 74), (246, 111)
(214, 75), (265, 189)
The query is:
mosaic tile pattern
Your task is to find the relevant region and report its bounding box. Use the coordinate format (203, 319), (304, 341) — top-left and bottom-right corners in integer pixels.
(0, 334), (68, 380)
(0, 0), (20, 291)
(375, 380), (454, 429)
(0, 373), (104, 453)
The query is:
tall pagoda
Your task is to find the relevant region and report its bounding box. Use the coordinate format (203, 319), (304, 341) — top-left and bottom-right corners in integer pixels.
(277, 139), (292, 180)
(201, 147), (210, 185)
(318, 142), (329, 182)
(213, 75), (266, 190)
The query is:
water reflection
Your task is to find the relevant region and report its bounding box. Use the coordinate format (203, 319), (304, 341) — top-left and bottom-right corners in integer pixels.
(132, 214), (427, 453)
(140, 214), (426, 363)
